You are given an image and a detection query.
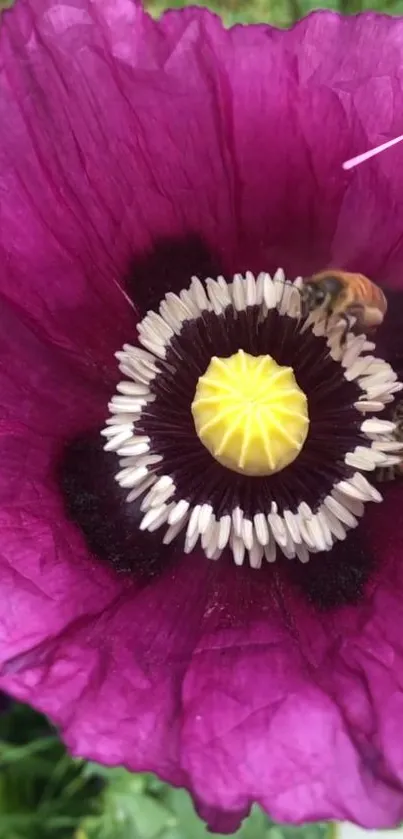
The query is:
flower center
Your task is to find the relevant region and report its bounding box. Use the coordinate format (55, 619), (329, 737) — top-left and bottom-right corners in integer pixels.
(191, 349), (309, 476)
(103, 270), (402, 568)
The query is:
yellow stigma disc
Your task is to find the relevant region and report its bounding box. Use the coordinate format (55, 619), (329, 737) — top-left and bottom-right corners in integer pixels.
(191, 349), (309, 476)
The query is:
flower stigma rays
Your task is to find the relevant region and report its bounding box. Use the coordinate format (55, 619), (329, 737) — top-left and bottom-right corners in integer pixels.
(102, 270), (403, 569)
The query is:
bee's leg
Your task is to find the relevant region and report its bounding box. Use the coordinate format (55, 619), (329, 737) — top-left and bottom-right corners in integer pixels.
(336, 312), (350, 347)
(375, 399), (403, 482)
(322, 306), (334, 332)
(394, 400), (403, 426)
(345, 304), (365, 335)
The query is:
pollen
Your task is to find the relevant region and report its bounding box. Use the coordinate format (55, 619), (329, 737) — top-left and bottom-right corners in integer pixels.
(191, 349), (309, 476)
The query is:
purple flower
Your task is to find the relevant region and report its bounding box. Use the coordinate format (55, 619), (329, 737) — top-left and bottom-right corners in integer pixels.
(1, 0), (403, 831)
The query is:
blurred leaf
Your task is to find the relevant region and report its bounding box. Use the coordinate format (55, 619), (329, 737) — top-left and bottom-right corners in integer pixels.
(80, 770), (173, 838)
(0, 704), (101, 838)
(143, 0), (403, 27)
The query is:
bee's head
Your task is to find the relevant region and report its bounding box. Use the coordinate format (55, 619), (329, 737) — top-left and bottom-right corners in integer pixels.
(300, 274), (343, 317)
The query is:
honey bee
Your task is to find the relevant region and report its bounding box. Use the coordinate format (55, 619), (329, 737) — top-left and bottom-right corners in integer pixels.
(300, 270), (387, 334)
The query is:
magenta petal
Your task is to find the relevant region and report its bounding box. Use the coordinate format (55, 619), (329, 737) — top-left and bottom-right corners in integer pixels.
(2, 0), (403, 831)
(2, 2), (403, 310)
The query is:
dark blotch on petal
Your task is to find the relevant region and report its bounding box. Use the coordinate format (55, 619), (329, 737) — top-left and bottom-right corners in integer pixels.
(285, 527), (374, 609)
(58, 432), (177, 584)
(126, 234), (224, 315)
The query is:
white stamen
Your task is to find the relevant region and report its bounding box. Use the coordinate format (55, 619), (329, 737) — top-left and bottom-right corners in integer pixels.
(231, 534), (246, 566)
(138, 337), (166, 358)
(168, 291), (193, 323)
(146, 310), (175, 341)
(342, 134), (403, 170)
(344, 356), (376, 381)
(118, 453), (161, 469)
(304, 513), (327, 552)
(102, 422), (134, 436)
(361, 369), (397, 390)
(116, 442), (150, 457)
(273, 267), (285, 286)
(137, 319), (166, 348)
(116, 382), (150, 396)
(199, 504), (214, 535)
(118, 362), (155, 385)
(316, 510), (334, 550)
(255, 273), (266, 306)
(126, 475), (156, 503)
(345, 447), (377, 471)
(286, 285), (302, 319)
(325, 494), (357, 529)
(187, 504), (202, 542)
(140, 504), (171, 532)
(379, 455), (402, 467)
(105, 415), (138, 427)
(184, 524), (201, 554)
(263, 273), (276, 309)
(201, 518), (217, 552)
(372, 440), (403, 452)
(103, 430), (134, 451)
(268, 511), (288, 547)
(190, 276), (211, 311)
(298, 501), (313, 520)
(180, 288), (201, 319)
(264, 540), (277, 563)
(245, 271), (257, 307)
(141, 476), (174, 510)
(331, 487), (365, 518)
(355, 400), (385, 413)
(362, 418), (396, 434)
(321, 506), (347, 541)
(111, 277), (137, 311)
(158, 300), (181, 334)
(283, 509), (302, 544)
(242, 518), (254, 551)
(117, 466), (149, 488)
(163, 516), (188, 545)
(297, 517), (317, 551)
(278, 282), (293, 316)
(282, 525), (297, 558)
(254, 512), (269, 546)
(109, 396), (146, 412)
(232, 506), (243, 538)
(168, 500), (190, 526)
(249, 542), (264, 569)
(233, 274), (246, 311)
(335, 477), (370, 503)
(342, 335), (368, 369)
(295, 543), (310, 563)
(218, 515), (231, 550)
(206, 278), (228, 315)
(351, 471), (382, 503)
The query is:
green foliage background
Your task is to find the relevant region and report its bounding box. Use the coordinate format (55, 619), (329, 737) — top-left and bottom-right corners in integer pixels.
(0, 0), (400, 836)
